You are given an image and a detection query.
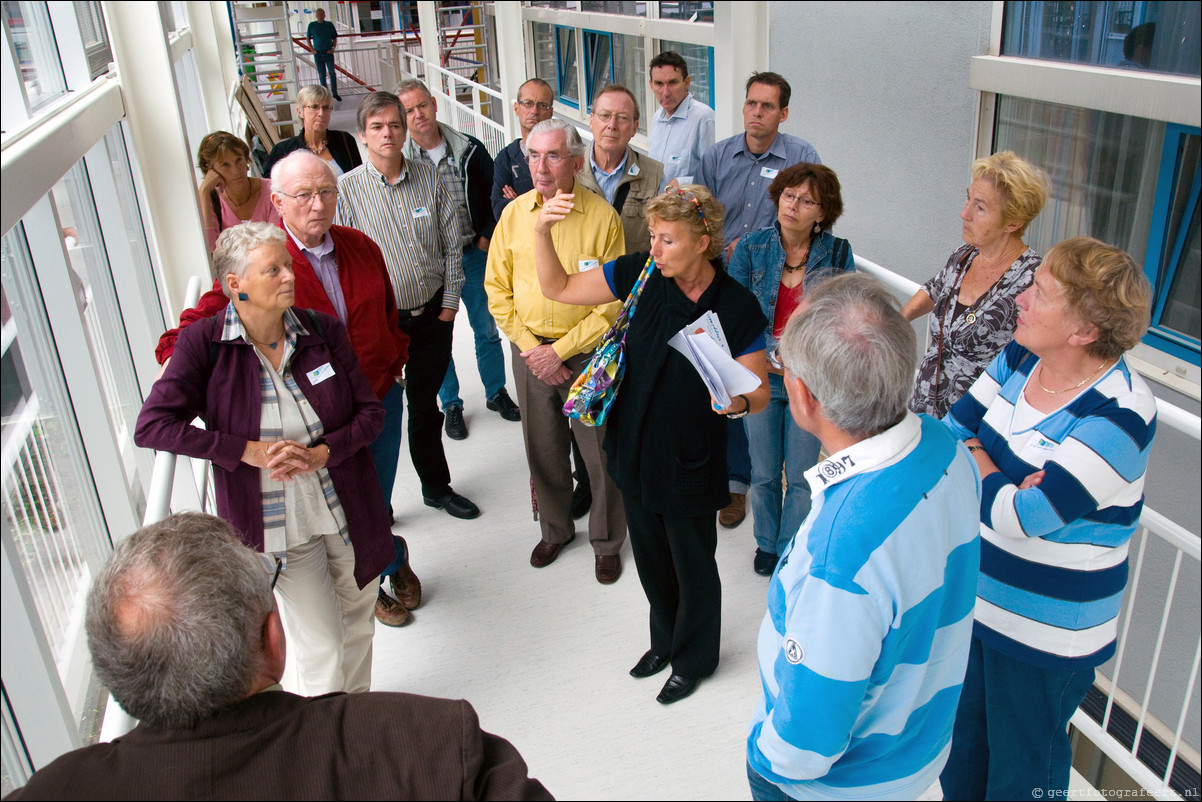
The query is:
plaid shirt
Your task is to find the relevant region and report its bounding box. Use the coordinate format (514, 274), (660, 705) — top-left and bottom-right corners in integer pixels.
(411, 141), (475, 249)
(220, 305), (349, 568)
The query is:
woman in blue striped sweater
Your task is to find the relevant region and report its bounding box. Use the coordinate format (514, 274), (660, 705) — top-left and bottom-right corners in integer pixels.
(940, 237), (1157, 799)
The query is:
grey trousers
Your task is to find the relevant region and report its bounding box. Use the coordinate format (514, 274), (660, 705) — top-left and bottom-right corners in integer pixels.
(510, 344), (626, 556)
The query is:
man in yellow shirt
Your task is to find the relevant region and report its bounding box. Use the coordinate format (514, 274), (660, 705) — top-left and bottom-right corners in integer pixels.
(486, 118), (627, 584)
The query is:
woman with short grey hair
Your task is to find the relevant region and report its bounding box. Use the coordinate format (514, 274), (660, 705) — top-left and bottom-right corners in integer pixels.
(263, 84), (363, 178)
(136, 221), (394, 697)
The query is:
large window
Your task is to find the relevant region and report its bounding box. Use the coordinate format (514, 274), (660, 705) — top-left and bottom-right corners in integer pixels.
(1002, 1), (1201, 77)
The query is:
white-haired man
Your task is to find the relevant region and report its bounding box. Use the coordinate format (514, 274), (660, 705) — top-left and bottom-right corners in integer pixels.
(747, 274), (981, 800)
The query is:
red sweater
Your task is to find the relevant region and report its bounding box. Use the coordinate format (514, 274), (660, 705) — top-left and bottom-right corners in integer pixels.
(156, 224), (409, 399)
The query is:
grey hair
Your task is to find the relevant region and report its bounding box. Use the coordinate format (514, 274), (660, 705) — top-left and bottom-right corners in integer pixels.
(394, 78), (432, 99)
(778, 273), (916, 438)
(295, 83), (333, 110)
(529, 118), (586, 157)
(85, 512), (275, 729)
(212, 222), (287, 298)
(270, 149), (335, 190)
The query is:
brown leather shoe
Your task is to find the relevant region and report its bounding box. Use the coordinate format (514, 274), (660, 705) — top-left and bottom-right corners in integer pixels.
(595, 554), (622, 584)
(718, 493), (747, 528)
(389, 558), (422, 610)
(374, 591), (411, 627)
(530, 534), (575, 568)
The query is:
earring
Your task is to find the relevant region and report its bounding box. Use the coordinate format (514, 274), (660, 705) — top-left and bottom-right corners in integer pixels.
(237, 292), (249, 301)
(813, 222), (821, 234)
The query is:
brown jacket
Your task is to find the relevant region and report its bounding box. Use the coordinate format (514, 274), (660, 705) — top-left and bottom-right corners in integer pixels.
(576, 148), (664, 253)
(6, 690), (553, 801)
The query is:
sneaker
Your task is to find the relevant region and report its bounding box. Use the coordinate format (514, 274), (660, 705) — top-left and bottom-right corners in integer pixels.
(444, 405), (468, 440)
(374, 590), (411, 627)
(486, 388), (521, 422)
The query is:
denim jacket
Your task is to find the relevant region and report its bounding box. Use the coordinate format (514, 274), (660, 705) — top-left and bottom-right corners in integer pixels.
(727, 223), (855, 362)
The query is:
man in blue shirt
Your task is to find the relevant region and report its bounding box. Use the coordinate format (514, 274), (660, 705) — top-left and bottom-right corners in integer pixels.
(648, 51), (715, 189)
(697, 71), (820, 529)
(307, 8), (341, 101)
(747, 274), (981, 801)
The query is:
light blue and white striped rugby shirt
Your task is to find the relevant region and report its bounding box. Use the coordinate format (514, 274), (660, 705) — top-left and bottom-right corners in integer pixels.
(748, 413), (982, 800)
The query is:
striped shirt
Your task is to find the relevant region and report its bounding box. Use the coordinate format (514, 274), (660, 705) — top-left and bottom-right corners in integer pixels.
(748, 413), (981, 800)
(408, 137), (475, 248)
(220, 306), (349, 569)
(945, 343), (1157, 669)
(335, 157), (464, 310)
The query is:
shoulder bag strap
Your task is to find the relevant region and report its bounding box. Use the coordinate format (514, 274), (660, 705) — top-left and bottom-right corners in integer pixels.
(210, 189), (224, 234)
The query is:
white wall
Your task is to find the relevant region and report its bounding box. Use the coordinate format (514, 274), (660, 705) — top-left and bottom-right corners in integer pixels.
(768, 0), (994, 285)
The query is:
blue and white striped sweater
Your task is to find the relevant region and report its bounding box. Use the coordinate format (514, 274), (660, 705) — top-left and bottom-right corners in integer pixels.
(945, 342), (1156, 670)
(749, 414), (981, 800)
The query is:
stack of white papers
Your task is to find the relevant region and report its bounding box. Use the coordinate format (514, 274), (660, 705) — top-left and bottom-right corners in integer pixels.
(668, 311), (762, 408)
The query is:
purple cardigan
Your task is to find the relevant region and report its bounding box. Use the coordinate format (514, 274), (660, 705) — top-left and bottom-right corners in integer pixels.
(135, 310), (393, 588)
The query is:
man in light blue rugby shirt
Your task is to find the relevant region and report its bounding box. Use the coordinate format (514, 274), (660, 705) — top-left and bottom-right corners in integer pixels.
(747, 274), (982, 801)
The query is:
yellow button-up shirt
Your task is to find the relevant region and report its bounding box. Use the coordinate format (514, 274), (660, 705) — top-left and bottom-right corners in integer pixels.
(485, 180), (624, 360)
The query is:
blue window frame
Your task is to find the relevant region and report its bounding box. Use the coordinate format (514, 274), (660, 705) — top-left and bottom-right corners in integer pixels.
(1142, 124), (1201, 365)
(553, 25), (579, 109)
(583, 30), (613, 112)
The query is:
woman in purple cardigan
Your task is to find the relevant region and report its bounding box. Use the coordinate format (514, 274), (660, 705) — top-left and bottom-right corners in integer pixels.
(135, 222), (392, 696)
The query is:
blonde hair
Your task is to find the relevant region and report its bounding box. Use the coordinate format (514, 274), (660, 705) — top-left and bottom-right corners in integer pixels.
(1043, 237), (1151, 359)
(644, 184), (726, 260)
(296, 84), (333, 111)
(971, 151), (1049, 237)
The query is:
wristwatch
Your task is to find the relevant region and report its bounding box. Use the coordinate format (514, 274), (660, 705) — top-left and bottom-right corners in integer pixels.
(727, 394), (750, 419)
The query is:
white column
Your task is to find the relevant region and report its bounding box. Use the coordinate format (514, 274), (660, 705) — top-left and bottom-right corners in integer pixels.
(417, 1), (440, 86)
(493, 2), (526, 142)
(712, 1), (769, 140)
(186, 0), (237, 133)
(102, 0), (207, 317)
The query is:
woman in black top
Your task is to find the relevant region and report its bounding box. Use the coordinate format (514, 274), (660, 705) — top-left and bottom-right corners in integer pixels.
(534, 185), (769, 705)
(263, 85), (363, 178)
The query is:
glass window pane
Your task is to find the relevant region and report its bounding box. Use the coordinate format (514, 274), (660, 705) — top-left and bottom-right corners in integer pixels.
(657, 40), (713, 109)
(528, 1), (580, 9)
(4, 1), (68, 110)
(1002, 1), (1201, 77)
(1162, 207), (1200, 340)
(1152, 132), (1200, 343)
(658, 1), (714, 22)
(584, 31), (612, 109)
(580, 1), (646, 16)
(71, 1), (111, 80)
(992, 95), (1163, 262)
(2, 225), (110, 743)
(48, 162), (148, 499)
(611, 33), (647, 133)
(532, 22), (558, 98)
(555, 26), (579, 105)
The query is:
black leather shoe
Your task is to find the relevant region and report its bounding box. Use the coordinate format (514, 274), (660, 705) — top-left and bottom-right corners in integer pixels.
(656, 673), (699, 705)
(444, 406), (467, 440)
(754, 548), (778, 576)
(570, 482), (592, 519)
(629, 650), (669, 679)
(423, 489), (480, 519)
(486, 389), (521, 422)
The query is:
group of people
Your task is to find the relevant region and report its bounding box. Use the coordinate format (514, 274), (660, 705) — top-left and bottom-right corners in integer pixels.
(12, 51), (1162, 802)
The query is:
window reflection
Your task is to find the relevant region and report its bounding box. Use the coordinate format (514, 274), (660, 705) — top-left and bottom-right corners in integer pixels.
(2, 0), (68, 110)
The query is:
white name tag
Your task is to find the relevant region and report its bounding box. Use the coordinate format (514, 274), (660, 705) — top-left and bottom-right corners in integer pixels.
(578, 258), (600, 272)
(307, 362), (336, 385)
(760, 166), (779, 179)
(628, 162), (641, 177)
(412, 206), (431, 219)
(1031, 436), (1057, 452)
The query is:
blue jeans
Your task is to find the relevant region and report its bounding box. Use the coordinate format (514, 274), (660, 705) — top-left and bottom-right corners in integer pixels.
(314, 51), (336, 93)
(439, 246), (507, 409)
(940, 636), (1095, 800)
(367, 382), (406, 572)
(746, 373), (821, 556)
(747, 761), (795, 801)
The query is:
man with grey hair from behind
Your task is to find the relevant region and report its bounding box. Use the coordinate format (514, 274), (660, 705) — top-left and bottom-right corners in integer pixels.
(746, 274), (982, 800)
(6, 511), (553, 801)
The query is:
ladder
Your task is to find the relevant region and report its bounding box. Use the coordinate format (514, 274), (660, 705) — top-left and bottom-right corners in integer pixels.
(229, 1), (299, 139)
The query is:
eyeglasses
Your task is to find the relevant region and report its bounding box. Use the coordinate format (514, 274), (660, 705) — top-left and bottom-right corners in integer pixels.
(516, 99), (554, 112)
(302, 104), (334, 113)
(780, 189), (819, 209)
(593, 111), (634, 126)
(664, 186), (710, 236)
(277, 187), (338, 205)
(527, 151), (568, 167)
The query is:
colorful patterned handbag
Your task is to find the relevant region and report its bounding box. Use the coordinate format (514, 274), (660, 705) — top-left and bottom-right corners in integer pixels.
(562, 256), (656, 426)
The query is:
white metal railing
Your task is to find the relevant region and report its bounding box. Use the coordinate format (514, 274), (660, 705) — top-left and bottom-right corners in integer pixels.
(398, 52), (507, 158)
(290, 31), (421, 98)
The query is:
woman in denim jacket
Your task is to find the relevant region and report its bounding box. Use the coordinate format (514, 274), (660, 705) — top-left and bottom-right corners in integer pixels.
(728, 163), (854, 576)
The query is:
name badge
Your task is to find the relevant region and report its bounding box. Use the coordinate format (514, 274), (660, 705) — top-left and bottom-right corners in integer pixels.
(412, 206), (431, 219)
(628, 162), (641, 177)
(1031, 436), (1057, 452)
(578, 258), (600, 272)
(760, 166), (779, 179)
(307, 363), (336, 385)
